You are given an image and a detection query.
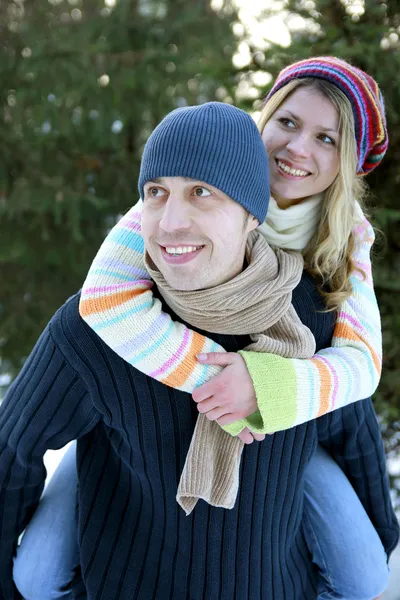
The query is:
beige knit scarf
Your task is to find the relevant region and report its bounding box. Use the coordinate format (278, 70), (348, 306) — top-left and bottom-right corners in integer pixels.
(145, 231), (316, 515)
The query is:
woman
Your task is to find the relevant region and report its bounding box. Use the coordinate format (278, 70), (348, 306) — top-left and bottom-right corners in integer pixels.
(13, 57), (395, 599)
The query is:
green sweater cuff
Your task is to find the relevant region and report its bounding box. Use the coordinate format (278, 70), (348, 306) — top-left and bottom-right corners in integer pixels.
(222, 351), (298, 436)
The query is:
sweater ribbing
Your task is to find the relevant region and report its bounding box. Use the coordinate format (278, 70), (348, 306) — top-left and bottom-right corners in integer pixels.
(0, 280), (398, 600)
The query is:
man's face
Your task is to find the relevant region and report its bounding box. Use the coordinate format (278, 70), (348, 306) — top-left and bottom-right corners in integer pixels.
(141, 177), (258, 291)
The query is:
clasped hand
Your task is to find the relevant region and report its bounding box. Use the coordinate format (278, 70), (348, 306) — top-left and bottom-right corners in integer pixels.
(193, 352), (265, 444)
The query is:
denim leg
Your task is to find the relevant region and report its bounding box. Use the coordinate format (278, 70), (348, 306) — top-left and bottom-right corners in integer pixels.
(13, 441), (79, 600)
(303, 444), (389, 600)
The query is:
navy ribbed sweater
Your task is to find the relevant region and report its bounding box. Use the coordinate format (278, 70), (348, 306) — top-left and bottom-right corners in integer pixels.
(0, 273), (398, 600)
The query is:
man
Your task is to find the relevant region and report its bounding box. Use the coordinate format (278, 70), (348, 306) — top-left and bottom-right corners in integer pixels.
(0, 103), (397, 600)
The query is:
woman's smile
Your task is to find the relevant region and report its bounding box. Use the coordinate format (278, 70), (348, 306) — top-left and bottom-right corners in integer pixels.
(275, 158), (312, 179)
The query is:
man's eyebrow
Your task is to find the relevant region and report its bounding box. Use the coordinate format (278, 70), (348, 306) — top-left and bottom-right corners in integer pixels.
(279, 109), (338, 133)
(145, 177), (204, 185)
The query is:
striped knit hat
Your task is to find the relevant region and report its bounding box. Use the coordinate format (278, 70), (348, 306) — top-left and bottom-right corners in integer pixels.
(266, 57), (388, 175)
(139, 102), (270, 223)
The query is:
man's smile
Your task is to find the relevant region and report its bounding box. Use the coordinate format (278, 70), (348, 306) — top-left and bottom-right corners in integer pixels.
(160, 244), (205, 264)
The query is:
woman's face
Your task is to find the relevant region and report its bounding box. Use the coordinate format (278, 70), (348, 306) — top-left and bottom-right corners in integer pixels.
(261, 86), (341, 209)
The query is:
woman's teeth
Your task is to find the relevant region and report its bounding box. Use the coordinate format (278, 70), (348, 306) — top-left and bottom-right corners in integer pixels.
(277, 160), (309, 177)
(164, 246), (203, 255)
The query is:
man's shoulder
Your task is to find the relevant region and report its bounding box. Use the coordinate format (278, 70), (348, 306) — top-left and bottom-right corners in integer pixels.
(48, 291), (142, 377)
(48, 290), (103, 361)
(292, 271), (323, 310)
(49, 290), (83, 336)
(293, 272), (335, 351)
(294, 271), (323, 303)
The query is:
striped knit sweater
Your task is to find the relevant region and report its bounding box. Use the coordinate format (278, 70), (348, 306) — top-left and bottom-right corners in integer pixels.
(79, 199), (382, 435)
(0, 290), (398, 600)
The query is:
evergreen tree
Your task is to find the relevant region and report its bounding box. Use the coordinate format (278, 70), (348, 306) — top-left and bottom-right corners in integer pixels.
(0, 0), (241, 376)
(2, 1), (399, 485)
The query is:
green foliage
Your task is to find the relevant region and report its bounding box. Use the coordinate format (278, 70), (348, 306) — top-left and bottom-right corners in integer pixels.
(0, 0), (241, 373)
(2, 2), (399, 485)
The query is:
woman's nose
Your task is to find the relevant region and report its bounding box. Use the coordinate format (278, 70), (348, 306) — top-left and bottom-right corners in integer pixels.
(286, 134), (312, 159)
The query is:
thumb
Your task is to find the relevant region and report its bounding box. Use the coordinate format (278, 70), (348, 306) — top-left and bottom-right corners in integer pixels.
(196, 352), (235, 366)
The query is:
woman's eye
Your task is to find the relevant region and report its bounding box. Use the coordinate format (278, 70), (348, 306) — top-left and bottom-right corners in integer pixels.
(278, 117), (296, 128)
(319, 134), (336, 145)
(193, 187), (211, 197)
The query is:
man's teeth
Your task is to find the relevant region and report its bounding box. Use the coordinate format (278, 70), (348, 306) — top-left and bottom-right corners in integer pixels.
(277, 160), (309, 177)
(164, 246), (203, 255)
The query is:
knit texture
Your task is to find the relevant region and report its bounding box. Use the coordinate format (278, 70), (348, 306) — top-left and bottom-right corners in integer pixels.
(138, 102), (270, 223)
(1, 292), (398, 600)
(236, 207), (382, 435)
(267, 56), (388, 175)
(146, 231), (315, 513)
(257, 193), (322, 251)
(79, 199), (382, 435)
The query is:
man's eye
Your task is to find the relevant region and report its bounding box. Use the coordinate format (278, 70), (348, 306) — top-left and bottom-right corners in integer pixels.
(193, 187), (211, 197)
(148, 187), (164, 197)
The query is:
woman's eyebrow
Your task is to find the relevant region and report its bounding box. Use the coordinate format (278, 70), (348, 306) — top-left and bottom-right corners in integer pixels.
(279, 109), (338, 133)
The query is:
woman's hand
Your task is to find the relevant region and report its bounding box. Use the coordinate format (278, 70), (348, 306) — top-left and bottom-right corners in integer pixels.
(193, 352), (265, 443)
(237, 427), (265, 444)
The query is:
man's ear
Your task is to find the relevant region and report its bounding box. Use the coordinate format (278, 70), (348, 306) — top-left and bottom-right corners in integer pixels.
(246, 214), (259, 234)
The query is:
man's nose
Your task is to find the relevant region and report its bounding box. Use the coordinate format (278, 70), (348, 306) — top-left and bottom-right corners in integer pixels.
(286, 133), (312, 159)
(159, 195), (192, 233)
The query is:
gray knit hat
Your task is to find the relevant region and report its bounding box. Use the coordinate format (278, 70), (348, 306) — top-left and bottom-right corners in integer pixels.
(138, 102), (270, 223)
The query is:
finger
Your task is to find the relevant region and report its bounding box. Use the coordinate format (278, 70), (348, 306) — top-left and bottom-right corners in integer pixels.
(204, 407), (230, 422)
(192, 380), (219, 403)
(193, 372), (230, 403)
(216, 413), (244, 426)
(196, 396), (221, 414)
(237, 432), (253, 444)
(237, 428), (254, 444)
(196, 352), (235, 366)
(252, 433), (265, 442)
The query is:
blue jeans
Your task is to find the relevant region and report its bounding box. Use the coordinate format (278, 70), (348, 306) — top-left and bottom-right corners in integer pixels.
(13, 443), (389, 600)
(303, 444), (389, 599)
(13, 442), (79, 600)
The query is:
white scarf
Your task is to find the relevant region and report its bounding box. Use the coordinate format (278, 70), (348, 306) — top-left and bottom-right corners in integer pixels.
(257, 194), (323, 252)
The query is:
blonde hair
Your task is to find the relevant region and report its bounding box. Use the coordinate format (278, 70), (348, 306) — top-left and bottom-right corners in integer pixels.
(258, 78), (369, 311)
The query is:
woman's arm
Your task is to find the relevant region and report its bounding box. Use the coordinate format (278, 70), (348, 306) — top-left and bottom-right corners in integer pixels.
(79, 201), (226, 391)
(80, 206), (381, 436)
(223, 215), (382, 435)
(79, 204), (264, 443)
